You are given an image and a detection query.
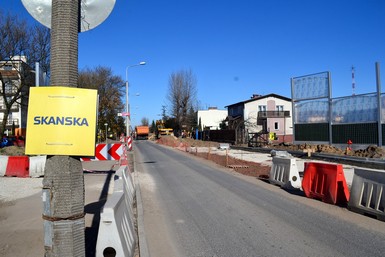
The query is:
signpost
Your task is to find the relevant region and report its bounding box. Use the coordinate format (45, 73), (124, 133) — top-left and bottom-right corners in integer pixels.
(25, 87), (97, 155)
(21, 0), (116, 256)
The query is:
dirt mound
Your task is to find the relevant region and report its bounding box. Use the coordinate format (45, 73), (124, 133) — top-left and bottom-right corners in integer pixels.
(352, 145), (385, 158)
(156, 136), (385, 179)
(157, 136), (385, 159)
(156, 136), (220, 148)
(0, 146), (25, 156)
(273, 143), (385, 159)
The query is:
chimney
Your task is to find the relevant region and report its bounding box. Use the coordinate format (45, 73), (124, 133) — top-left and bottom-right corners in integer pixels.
(251, 94), (261, 99)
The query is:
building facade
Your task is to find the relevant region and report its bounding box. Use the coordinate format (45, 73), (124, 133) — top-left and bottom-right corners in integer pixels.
(0, 56), (33, 137)
(226, 94), (293, 145)
(197, 107), (228, 130)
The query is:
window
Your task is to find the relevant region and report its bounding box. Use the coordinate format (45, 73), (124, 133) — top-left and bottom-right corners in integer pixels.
(258, 105), (266, 112)
(276, 105), (284, 112)
(5, 81), (14, 94)
(274, 122), (279, 130)
(3, 65), (12, 71)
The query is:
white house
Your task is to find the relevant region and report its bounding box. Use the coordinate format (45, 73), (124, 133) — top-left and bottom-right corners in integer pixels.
(197, 107), (227, 130)
(0, 56), (33, 137)
(226, 94), (293, 144)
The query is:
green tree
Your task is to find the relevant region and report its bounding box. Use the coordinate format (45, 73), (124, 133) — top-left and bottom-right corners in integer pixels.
(150, 120), (156, 133)
(78, 66), (125, 140)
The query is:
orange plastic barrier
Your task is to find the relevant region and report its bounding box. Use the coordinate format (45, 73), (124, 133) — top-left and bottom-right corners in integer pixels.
(5, 156), (30, 178)
(301, 162), (350, 205)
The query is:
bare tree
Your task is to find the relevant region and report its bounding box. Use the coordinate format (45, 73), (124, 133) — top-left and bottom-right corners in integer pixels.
(0, 11), (50, 135)
(78, 66), (125, 140)
(141, 117), (149, 126)
(167, 69), (197, 133)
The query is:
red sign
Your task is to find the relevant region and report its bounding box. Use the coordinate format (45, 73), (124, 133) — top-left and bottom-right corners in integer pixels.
(80, 143), (123, 161)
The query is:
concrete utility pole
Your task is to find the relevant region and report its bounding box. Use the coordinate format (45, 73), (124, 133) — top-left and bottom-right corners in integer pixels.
(42, 0), (85, 256)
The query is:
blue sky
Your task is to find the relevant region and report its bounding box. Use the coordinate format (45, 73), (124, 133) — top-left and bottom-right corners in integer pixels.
(2, 0), (385, 127)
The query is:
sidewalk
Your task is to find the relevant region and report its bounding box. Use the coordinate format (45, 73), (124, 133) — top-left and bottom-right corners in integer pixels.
(0, 164), (117, 257)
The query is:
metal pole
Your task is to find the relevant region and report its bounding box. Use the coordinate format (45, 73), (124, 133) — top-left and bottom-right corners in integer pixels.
(328, 71), (333, 145)
(104, 123), (108, 143)
(376, 62), (382, 147)
(290, 77), (296, 144)
(125, 62), (146, 138)
(35, 62), (39, 87)
(125, 77), (129, 137)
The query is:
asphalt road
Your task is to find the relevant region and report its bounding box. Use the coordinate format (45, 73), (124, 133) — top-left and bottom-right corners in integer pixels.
(135, 140), (385, 257)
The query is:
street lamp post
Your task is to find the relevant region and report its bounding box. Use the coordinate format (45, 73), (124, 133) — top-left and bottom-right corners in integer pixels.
(104, 123), (108, 143)
(125, 61), (146, 138)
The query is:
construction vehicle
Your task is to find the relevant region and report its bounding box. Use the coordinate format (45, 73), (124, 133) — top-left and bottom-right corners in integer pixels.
(135, 126), (149, 140)
(155, 120), (173, 138)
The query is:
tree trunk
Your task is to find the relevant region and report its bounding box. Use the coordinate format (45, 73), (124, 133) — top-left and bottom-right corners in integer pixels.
(43, 1), (85, 256)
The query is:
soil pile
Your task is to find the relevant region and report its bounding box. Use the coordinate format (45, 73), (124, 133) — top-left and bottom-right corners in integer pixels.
(273, 143), (385, 159)
(157, 136), (385, 159)
(0, 146), (25, 156)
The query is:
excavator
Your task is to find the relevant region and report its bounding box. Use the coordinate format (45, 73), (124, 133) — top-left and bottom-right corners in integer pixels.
(155, 120), (173, 138)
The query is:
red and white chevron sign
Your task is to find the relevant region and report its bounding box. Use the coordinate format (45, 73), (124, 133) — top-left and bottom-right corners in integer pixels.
(81, 143), (124, 161)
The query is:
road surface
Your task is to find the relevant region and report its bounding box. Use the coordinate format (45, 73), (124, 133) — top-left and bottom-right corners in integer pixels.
(135, 140), (385, 257)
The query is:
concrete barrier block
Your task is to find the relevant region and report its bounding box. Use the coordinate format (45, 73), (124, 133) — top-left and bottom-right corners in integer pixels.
(96, 191), (136, 257)
(29, 155), (47, 178)
(269, 157), (301, 189)
(0, 156), (9, 176)
(123, 166), (135, 200)
(270, 150), (292, 158)
(122, 166), (136, 224)
(348, 168), (385, 221)
(114, 166), (125, 192)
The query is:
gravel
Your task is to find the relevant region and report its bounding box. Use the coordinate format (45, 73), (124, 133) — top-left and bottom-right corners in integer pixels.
(0, 177), (43, 203)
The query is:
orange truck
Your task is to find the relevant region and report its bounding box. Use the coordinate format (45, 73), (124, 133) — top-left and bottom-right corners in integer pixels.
(135, 126), (149, 140)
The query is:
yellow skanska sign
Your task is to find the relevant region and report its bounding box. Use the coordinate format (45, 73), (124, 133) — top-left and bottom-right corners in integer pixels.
(26, 87), (97, 156)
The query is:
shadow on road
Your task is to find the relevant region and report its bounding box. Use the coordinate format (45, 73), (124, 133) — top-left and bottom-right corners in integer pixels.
(84, 171), (114, 257)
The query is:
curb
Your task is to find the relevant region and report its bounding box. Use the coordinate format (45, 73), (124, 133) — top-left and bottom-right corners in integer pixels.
(133, 151), (150, 257)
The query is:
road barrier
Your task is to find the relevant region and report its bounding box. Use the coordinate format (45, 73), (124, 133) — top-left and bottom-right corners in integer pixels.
(269, 156), (301, 189)
(0, 155), (47, 178)
(119, 145), (129, 166)
(127, 136), (133, 151)
(96, 165), (136, 257)
(302, 162), (350, 205)
(5, 156), (29, 178)
(348, 168), (385, 221)
(218, 143), (230, 150)
(0, 156), (9, 176)
(29, 155), (47, 178)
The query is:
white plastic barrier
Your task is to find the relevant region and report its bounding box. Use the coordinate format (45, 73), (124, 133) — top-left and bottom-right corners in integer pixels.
(218, 143), (230, 150)
(114, 166), (136, 224)
(96, 192), (136, 257)
(0, 156), (9, 176)
(269, 156), (301, 189)
(348, 168), (385, 221)
(29, 155), (47, 178)
(96, 165), (137, 257)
